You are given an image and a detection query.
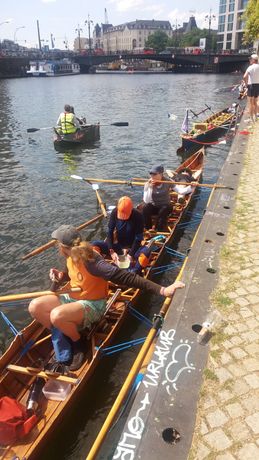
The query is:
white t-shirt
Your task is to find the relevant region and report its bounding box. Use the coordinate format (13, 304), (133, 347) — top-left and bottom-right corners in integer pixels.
(244, 63), (259, 85)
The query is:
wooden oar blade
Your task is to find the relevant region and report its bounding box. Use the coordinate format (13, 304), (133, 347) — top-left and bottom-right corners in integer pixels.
(111, 122), (129, 127)
(27, 128), (40, 133)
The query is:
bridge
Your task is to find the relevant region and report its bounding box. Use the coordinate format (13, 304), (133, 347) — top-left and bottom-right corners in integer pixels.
(75, 52), (250, 74)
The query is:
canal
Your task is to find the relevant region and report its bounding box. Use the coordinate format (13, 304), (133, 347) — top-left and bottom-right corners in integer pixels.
(0, 72), (243, 459)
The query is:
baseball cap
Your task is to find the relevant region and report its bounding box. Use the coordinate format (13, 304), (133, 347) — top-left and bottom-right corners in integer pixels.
(117, 196), (133, 220)
(149, 164), (164, 175)
(51, 225), (81, 247)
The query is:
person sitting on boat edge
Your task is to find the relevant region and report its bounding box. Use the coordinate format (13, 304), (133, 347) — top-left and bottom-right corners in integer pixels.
(56, 104), (80, 134)
(92, 196), (144, 268)
(28, 225), (185, 372)
(170, 167), (197, 204)
(142, 164), (173, 231)
(70, 106), (86, 126)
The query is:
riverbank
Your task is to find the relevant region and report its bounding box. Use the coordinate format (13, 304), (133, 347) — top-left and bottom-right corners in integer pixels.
(189, 120), (259, 459)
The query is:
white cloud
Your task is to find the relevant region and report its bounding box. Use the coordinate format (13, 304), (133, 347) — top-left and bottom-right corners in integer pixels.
(109, 0), (165, 16)
(168, 9), (217, 29)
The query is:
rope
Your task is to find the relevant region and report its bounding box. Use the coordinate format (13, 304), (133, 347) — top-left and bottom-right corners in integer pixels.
(0, 312), (20, 336)
(128, 305), (153, 328)
(98, 337), (147, 356)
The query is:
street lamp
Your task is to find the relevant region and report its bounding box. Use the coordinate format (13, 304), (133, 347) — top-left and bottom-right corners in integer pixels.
(85, 14), (93, 54)
(0, 19), (12, 27)
(172, 20), (181, 48)
(14, 26), (25, 43)
(205, 9), (216, 52)
(75, 24), (83, 52)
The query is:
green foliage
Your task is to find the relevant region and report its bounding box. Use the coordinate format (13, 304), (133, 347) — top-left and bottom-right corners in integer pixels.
(243, 0), (259, 43)
(145, 30), (170, 52)
(167, 28), (217, 51)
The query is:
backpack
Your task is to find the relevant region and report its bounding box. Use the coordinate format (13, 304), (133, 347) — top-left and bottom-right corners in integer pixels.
(0, 396), (38, 446)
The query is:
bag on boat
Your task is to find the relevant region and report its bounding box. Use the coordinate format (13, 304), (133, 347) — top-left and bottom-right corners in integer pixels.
(0, 396), (38, 445)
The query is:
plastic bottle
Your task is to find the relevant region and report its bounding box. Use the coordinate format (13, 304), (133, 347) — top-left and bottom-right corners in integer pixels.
(26, 377), (45, 412)
(197, 310), (223, 345)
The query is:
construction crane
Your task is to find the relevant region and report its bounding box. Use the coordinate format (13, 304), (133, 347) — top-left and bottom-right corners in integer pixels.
(104, 8), (109, 24)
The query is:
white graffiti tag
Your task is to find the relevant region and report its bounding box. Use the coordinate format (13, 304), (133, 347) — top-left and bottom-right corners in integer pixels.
(162, 340), (195, 395)
(113, 392), (150, 460)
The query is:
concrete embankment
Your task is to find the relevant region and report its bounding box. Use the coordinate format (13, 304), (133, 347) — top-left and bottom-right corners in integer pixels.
(108, 114), (259, 460)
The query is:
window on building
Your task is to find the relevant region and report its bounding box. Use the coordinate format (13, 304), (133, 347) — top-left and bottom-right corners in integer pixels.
(218, 24), (225, 32)
(229, 1), (235, 12)
(239, 0), (248, 10)
(219, 0), (227, 14)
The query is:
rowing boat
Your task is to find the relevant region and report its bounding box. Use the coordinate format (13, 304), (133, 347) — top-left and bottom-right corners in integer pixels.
(0, 148), (204, 459)
(178, 105), (239, 154)
(53, 123), (100, 148)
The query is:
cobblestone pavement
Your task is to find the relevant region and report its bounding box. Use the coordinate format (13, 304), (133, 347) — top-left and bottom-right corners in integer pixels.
(189, 121), (259, 460)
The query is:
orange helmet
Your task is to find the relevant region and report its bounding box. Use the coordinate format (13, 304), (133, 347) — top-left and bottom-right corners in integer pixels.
(117, 196), (133, 220)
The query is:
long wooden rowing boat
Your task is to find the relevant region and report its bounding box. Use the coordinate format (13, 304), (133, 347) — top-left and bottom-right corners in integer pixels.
(0, 148), (204, 459)
(178, 105), (239, 154)
(53, 123), (100, 148)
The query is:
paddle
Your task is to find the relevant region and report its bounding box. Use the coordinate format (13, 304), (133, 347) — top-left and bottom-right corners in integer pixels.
(27, 122), (128, 133)
(71, 176), (107, 218)
(22, 214), (104, 261)
(72, 175), (228, 189)
(0, 287), (81, 303)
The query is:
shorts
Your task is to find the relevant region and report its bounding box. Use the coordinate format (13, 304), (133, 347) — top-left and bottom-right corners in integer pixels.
(59, 294), (106, 331)
(247, 84), (259, 98)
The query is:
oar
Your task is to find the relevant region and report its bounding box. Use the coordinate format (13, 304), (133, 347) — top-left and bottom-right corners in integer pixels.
(27, 122), (128, 133)
(71, 176), (107, 218)
(0, 287), (81, 303)
(73, 176), (228, 189)
(91, 184), (107, 218)
(27, 127), (53, 133)
(22, 214), (104, 261)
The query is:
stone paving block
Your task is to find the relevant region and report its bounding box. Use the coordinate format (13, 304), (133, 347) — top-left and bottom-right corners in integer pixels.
(203, 396), (217, 409)
(246, 284), (259, 294)
(239, 306), (254, 317)
(244, 343), (259, 356)
(218, 389), (234, 403)
(236, 287), (249, 296)
(236, 298), (250, 307)
(241, 331), (259, 343)
(237, 443), (259, 459)
(228, 364), (247, 377)
(229, 336), (243, 346)
(228, 313), (241, 321)
(245, 318), (259, 330)
(235, 323), (248, 333)
(206, 409), (229, 428)
(228, 292), (238, 300)
(230, 347), (247, 359)
(220, 352), (232, 365)
(216, 454), (236, 460)
(204, 429), (232, 451)
(232, 379), (250, 396)
(200, 420), (209, 435)
(228, 420), (251, 442)
(246, 294), (259, 305)
(225, 402), (244, 418)
(245, 412), (259, 434)
(244, 373), (259, 389)
(215, 368), (233, 384)
(243, 358), (259, 372)
(241, 395), (259, 412)
(222, 340), (234, 349)
(196, 442), (211, 460)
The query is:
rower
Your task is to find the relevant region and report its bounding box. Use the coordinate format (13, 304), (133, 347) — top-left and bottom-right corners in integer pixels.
(56, 104), (80, 134)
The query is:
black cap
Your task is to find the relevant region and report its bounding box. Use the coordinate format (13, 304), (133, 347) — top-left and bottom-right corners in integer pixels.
(51, 225), (81, 247)
(149, 164), (164, 175)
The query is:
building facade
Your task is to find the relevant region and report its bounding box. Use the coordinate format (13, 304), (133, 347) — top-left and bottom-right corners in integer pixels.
(217, 0), (249, 50)
(94, 20), (172, 53)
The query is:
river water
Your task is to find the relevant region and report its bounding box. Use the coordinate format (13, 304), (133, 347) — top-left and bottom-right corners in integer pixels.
(0, 72), (243, 458)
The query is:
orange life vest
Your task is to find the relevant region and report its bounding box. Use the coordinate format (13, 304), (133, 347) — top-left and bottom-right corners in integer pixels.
(66, 257), (108, 300)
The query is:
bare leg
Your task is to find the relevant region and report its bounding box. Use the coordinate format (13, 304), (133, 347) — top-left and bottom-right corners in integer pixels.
(28, 295), (61, 329)
(50, 302), (84, 341)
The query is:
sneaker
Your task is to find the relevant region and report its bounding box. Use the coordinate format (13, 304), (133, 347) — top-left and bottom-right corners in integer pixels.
(69, 338), (86, 371)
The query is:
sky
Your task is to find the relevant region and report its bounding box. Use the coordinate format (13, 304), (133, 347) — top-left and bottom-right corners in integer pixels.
(0, 0), (219, 49)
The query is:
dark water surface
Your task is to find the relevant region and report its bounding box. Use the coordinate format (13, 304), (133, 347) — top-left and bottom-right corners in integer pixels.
(0, 73), (242, 458)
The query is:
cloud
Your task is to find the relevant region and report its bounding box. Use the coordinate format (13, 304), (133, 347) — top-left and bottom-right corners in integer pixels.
(168, 9), (217, 29)
(109, 0), (165, 16)
(41, 0), (57, 3)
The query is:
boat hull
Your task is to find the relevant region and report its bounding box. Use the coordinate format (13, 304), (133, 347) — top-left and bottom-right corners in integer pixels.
(53, 124), (100, 147)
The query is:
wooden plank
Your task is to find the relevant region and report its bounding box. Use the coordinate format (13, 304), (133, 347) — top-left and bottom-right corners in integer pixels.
(7, 364), (79, 385)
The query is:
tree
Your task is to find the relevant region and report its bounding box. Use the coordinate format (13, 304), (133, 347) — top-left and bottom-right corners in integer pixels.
(145, 30), (169, 53)
(242, 0), (259, 43)
(168, 28), (217, 51)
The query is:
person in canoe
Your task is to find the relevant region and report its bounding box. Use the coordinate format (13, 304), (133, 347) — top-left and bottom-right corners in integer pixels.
(28, 225), (184, 371)
(142, 164), (173, 231)
(170, 167), (197, 204)
(70, 106), (86, 126)
(56, 104), (80, 134)
(92, 196), (143, 263)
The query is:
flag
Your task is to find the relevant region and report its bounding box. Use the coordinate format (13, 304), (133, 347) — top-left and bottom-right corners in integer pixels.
(181, 109), (189, 133)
